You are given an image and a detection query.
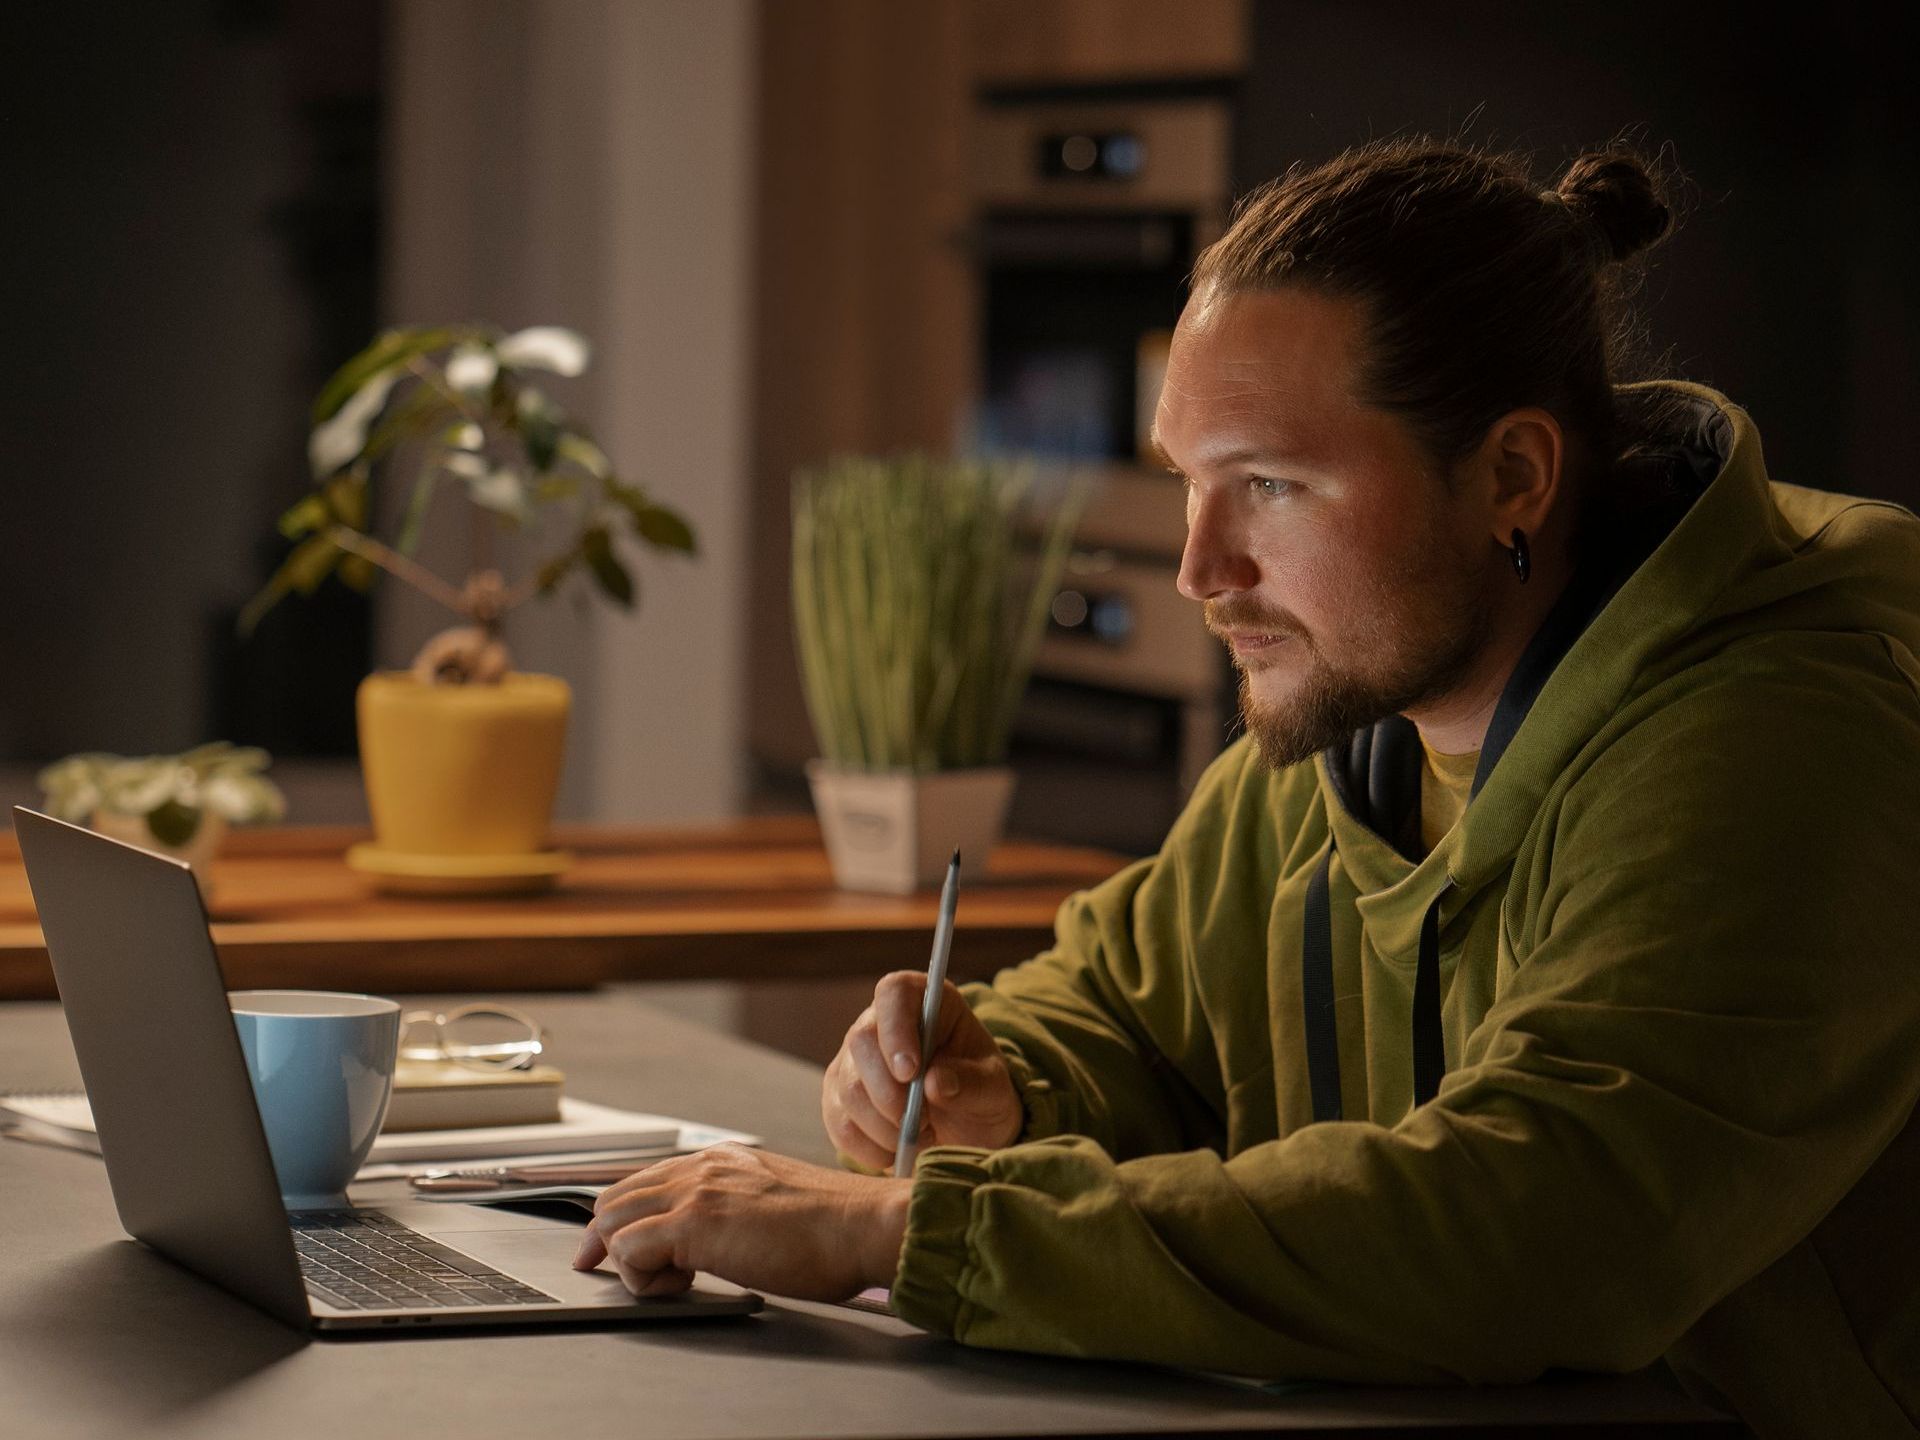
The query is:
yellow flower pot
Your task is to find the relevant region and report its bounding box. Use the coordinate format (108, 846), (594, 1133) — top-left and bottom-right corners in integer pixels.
(348, 672), (571, 894)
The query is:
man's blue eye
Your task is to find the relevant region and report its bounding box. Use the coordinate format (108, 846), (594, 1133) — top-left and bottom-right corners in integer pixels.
(1251, 476), (1294, 498)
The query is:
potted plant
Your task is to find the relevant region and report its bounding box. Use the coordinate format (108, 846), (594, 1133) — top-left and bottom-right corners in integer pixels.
(35, 742), (286, 902)
(242, 324), (695, 893)
(791, 455), (1083, 894)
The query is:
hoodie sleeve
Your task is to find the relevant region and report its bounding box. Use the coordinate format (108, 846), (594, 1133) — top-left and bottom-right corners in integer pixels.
(951, 740), (1283, 1161)
(890, 636), (1920, 1384)
(957, 858), (1222, 1162)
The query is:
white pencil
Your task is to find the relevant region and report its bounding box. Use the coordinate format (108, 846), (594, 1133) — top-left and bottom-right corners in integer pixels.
(894, 849), (961, 1178)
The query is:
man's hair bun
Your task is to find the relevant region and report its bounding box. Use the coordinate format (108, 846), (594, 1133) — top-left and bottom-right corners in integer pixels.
(1553, 148), (1674, 264)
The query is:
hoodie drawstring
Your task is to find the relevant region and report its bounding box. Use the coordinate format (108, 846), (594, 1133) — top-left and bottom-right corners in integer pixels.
(1302, 843), (1449, 1122)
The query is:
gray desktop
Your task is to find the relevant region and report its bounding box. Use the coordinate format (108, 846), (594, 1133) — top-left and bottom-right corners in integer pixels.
(0, 986), (1740, 1439)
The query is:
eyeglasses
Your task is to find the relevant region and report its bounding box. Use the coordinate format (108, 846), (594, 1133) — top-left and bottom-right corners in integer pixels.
(398, 1003), (548, 1073)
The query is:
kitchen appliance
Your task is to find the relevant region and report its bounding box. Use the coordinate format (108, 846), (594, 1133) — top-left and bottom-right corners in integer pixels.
(970, 90), (1239, 854)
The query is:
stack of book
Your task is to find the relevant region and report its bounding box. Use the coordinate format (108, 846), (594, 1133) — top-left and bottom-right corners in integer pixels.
(385, 1058), (567, 1131)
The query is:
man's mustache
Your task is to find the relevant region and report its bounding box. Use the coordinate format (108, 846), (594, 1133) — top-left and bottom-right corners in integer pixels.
(1203, 600), (1303, 641)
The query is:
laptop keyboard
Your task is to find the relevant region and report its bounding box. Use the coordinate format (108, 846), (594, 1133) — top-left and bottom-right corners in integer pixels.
(291, 1209), (558, 1311)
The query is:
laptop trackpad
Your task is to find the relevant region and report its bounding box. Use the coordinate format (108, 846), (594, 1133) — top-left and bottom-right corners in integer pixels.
(381, 1198), (760, 1310)
(426, 1217), (760, 1311)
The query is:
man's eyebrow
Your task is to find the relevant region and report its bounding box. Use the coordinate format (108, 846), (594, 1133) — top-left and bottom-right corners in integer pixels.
(1146, 431), (1313, 475)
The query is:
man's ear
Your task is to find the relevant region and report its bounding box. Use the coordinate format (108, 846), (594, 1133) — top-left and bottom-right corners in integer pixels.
(1478, 407), (1565, 543)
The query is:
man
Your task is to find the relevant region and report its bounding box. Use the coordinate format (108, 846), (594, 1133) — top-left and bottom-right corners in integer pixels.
(574, 140), (1920, 1439)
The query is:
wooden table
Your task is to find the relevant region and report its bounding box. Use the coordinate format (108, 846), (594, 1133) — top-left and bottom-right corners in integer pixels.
(0, 818), (1126, 1001)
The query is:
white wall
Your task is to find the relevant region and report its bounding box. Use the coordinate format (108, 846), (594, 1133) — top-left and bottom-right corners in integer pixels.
(383, 0), (754, 824)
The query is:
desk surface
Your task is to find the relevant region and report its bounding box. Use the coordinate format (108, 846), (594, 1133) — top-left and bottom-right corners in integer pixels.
(0, 819), (1125, 1001)
(0, 991), (1738, 1439)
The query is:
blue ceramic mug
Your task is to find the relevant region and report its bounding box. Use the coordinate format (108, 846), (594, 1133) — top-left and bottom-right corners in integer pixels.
(230, 990), (401, 1208)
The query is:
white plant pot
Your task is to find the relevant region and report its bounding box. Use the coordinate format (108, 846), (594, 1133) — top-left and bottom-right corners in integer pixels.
(806, 762), (1016, 896)
(89, 809), (227, 906)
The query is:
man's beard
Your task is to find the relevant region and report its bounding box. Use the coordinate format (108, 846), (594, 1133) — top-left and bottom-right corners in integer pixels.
(1212, 569), (1495, 773)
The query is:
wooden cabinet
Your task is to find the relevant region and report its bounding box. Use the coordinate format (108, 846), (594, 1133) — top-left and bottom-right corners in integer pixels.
(749, 1), (977, 773)
(971, 0), (1248, 85)
(748, 0), (1249, 783)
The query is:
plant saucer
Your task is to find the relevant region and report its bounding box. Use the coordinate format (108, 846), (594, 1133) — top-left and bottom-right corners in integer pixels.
(344, 844), (573, 896)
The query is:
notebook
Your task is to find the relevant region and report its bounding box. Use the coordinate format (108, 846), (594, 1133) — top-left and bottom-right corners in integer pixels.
(0, 1091), (747, 1167)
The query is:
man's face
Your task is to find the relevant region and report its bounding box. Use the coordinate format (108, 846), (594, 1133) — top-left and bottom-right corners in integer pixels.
(1155, 285), (1497, 771)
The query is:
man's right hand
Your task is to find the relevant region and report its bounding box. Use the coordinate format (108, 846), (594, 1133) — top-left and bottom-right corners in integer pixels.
(822, 971), (1023, 1171)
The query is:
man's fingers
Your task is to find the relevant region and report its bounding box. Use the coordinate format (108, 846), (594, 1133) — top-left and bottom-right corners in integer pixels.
(595, 1155), (676, 1207)
(609, 1253), (690, 1298)
(633, 1265), (695, 1298)
(822, 1091), (881, 1171)
(925, 1061), (958, 1101)
(593, 1167), (673, 1220)
(825, 1075), (899, 1171)
(836, 1069), (909, 1157)
(926, 1054), (1007, 1112)
(847, 1023), (907, 1121)
(873, 971), (929, 1081)
(609, 1248), (694, 1299)
(587, 1168), (678, 1252)
(604, 1212), (683, 1294)
(572, 1225), (608, 1271)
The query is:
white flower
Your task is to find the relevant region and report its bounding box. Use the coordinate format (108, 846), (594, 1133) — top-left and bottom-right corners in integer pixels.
(444, 345), (499, 393)
(467, 467), (533, 521)
(497, 326), (589, 377)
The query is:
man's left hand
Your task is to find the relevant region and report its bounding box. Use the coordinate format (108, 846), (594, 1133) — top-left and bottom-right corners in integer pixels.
(571, 1144), (913, 1301)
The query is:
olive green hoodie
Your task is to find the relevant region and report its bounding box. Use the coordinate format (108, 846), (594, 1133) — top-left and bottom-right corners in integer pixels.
(888, 381), (1920, 1438)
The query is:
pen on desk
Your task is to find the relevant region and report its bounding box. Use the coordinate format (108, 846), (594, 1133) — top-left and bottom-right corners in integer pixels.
(894, 848), (961, 1179)
(410, 1160), (666, 1192)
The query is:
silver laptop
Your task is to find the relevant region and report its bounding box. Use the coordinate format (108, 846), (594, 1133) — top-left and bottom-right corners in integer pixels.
(13, 806), (762, 1332)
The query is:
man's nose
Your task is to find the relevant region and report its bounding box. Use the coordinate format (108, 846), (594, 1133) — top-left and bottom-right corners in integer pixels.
(1177, 489), (1258, 601)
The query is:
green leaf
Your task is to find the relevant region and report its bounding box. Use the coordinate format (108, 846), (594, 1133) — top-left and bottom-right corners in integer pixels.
(361, 384), (456, 463)
(607, 482), (695, 552)
(395, 471), (438, 556)
(517, 396), (561, 472)
(534, 474), (581, 503)
(323, 471), (369, 532)
(535, 547), (579, 594)
(635, 503), (696, 554)
(278, 494), (330, 540)
(284, 533), (343, 594)
(178, 741), (237, 771)
(581, 526), (634, 607)
(311, 326), (464, 424)
(338, 554), (377, 591)
(238, 568), (296, 636)
(204, 772), (286, 823)
(145, 799), (203, 848)
(557, 433), (610, 477)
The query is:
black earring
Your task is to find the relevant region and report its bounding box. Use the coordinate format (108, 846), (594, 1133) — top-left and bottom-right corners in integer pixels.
(1509, 528), (1531, 584)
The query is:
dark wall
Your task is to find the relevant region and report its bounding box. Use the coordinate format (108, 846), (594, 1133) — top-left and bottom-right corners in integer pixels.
(1237, 1), (1917, 506)
(0, 1), (379, 763)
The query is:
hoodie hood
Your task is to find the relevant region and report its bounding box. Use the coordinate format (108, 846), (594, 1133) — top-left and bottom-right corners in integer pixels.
(1321, 378), (1920, 903)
